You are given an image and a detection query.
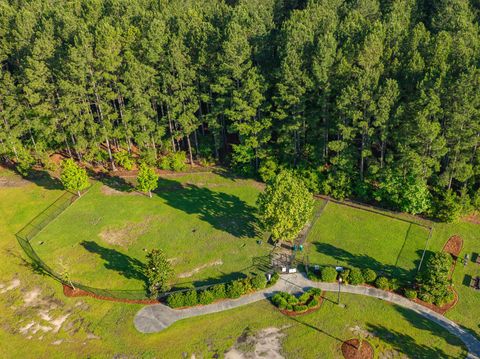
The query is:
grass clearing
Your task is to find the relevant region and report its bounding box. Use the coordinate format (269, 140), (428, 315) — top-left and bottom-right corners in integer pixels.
(30, 172), (271, 291)
(306, 201), (430, 283)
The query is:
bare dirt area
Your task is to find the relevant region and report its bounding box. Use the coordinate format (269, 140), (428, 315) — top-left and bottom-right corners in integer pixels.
(224, 327), (286, 359)
(443, 235), (463, 258)
(0, 175), (30, 188)
(341, 339), (374, 359)
(177, 260), (224, 278)
(463, 212), (480, 225)
(99, 215), (158, 247)
(100, 185), (142, 196)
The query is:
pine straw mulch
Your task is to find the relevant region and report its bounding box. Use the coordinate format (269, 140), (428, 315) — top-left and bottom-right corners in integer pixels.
(443, 235), (464, 259)
(463, 212), (480, 225)
(63, 285), (159, 304)
(341, 339), (374, 359)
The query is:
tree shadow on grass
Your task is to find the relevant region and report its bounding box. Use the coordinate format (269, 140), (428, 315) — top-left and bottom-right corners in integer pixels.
(87, 169), (133, 192)
(313, 242), (416, 284)
(80, 240), (147, 284)
(366, 323), (465, 358)
(19, 168), (63, 190)
(155, 177), (258, 238)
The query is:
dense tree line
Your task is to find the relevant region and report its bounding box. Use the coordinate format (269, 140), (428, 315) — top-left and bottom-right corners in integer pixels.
(0, 0), (479, 220)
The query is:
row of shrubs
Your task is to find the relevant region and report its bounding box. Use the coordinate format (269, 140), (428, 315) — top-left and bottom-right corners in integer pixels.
(167, 273), (279, 308)
(271, 288), (322, 312)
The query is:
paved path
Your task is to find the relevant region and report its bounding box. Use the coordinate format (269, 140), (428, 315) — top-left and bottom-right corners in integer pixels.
(134, 273), (480, 359)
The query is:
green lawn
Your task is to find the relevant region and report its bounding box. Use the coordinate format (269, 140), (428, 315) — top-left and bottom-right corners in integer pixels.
(31, 171), (270, 292)
(0, 167), (476, 358)
(305, 201), (430, 284)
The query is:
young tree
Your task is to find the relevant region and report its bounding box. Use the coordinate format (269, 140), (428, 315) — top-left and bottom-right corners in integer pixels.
(417, 251), (452, 305)
(60, 158), (89, 197)
(144, 249), (173, 297)
(257, 170), (314, 242)
(136, 163), (158, 198)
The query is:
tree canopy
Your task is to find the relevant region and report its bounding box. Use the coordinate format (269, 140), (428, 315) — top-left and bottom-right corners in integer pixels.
(136, 163), (158, 197)
(144, 249), (174, 297)
(257, 170), (314, 242)
(59, 159), (89, 196)
(0, 0), (479, 221)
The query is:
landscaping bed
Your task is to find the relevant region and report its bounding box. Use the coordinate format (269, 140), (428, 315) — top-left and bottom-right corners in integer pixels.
(341, 339), (374, 359)
(271, 288), (323, 315)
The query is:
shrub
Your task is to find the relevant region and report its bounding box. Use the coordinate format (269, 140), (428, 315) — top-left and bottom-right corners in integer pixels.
(226, 280), (245, 299)
(340, 268), (350, 283)
(375, 277), (390, 291)
(286, 294), (299, 305)
(321, 267), (338, 282)
(251, 274), (267, 290)
(390, 278), (400, 292)
(286, 303), (293, 311)
(167, 292), (184, 308)
(308, 272), (320, 281)
(308, 298), (319, 308)
(114, 150), (134, 170)
(182, 289), (198, 306)
(419, 292), (434, 304)
(210, 284), (226, 300)
(293, 305), (307, 312)
(417, 251), (452, 305)
(198, 290), (214, 305)
(404, 289), (418, 300)
(159, 151), (187, 171)
(267, 272), (279, 287)
(348, 268), (364, 285)
(277, 298), (288, 310)
(307, 288), (322, 297)
(298, 292), (310, 303)
(362, 268), (377, 283)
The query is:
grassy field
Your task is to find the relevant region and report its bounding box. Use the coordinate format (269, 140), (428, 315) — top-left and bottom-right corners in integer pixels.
(30, 171), (270, 291)
(305, 200), (430, 284)
(0, 166), (475, 358)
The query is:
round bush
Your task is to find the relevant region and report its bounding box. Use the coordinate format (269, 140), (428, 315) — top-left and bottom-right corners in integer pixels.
(362, 268), (377, 283)
(267, 272), (280, 287)
(226, 280), (245, 299)
(375, 277), (390, 291)
(321, 267), (338, 282)
(307, 298), (319, 308)
(293, 304), (308, 312)
(210, 284), (226, 299)
(340, 268), (350, 282)
(198, 290), (214, 305)
(298, 292), (310, 303)
(389, 278), (400, 292)
(286, 294), (299, 305)
(286, 303), (293, 311)
(251, 274), (267, 290)
(277, 298), (288, 310)
(348, 268), (364, 285)
(419, 292), (434, 304)
(167, 292), (185, 308)
(183, 289), (198, 306)
(307, 288), (322, 297)
(404, 289), (418, 300)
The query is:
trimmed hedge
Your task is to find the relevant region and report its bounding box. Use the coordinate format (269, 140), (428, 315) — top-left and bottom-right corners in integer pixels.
(271, 290), (321, 313)
(166, 273), (279, 308)
(348, 268), (364, 285)
(375, 276), (390, 290)
(362, 268), (377, 283)
(404, 289), (417, 300)
(321, 267), (338, 282)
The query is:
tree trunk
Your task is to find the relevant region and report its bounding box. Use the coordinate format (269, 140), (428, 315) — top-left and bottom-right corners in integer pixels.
(186, 135), (194, 165)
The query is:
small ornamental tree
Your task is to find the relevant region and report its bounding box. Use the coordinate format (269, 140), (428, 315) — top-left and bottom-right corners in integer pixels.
(256, 170), (314, 242)
(144, 249), (173, 297)
(417, 251), (452, 305)
(60, 158), (89, 197)
(136, 163), (158, 197)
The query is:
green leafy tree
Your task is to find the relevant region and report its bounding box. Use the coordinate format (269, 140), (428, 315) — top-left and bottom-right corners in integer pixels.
(257, 170), (314, 242)
(136, 163), (158, 198)
(417, 252), (452, 305)
(144, 249), (173, 297)
(60, 159), (89, 197)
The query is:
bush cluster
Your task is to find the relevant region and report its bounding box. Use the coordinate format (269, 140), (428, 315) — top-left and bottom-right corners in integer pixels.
(159, 151), (187, 171)
(404, 288), (418, 300)
(167, 273), (275, 308)
(271, 288), (321, 313)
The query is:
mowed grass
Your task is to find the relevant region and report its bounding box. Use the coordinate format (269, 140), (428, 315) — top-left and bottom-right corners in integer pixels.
(31, 172), (270, 291)
(0, 167), (470, 358)
(306, 201), (430, 283)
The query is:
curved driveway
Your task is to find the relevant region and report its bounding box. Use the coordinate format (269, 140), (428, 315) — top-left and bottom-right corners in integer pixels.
(134, 273), (480, 359)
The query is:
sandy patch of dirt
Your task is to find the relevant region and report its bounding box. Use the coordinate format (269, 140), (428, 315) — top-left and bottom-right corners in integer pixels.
(463, 212), (480, 225)
(0, 278), (21, 293)
(0, 175), (30, 187)
(177, 260), (223, 278)
(99, 216), (157, 247)
(100, 185), (142, 196)
(225, 327), (285, 359)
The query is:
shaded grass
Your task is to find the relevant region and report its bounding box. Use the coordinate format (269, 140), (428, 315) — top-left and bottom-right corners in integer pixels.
(30, 172), (270, 291)
(306, 201), (430, 284)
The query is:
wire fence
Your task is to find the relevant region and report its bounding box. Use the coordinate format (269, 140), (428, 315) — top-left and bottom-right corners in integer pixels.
(15, 189), (274, 301)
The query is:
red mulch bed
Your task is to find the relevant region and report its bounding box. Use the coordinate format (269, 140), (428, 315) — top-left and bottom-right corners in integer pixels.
(279, 296), (324, 317)
(443, 235), (463, 259)
(341, 339), (374, 359)
(464, 213), (480, 225)
(63, 285), (159, 304)
(413, 287), (458, 315)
